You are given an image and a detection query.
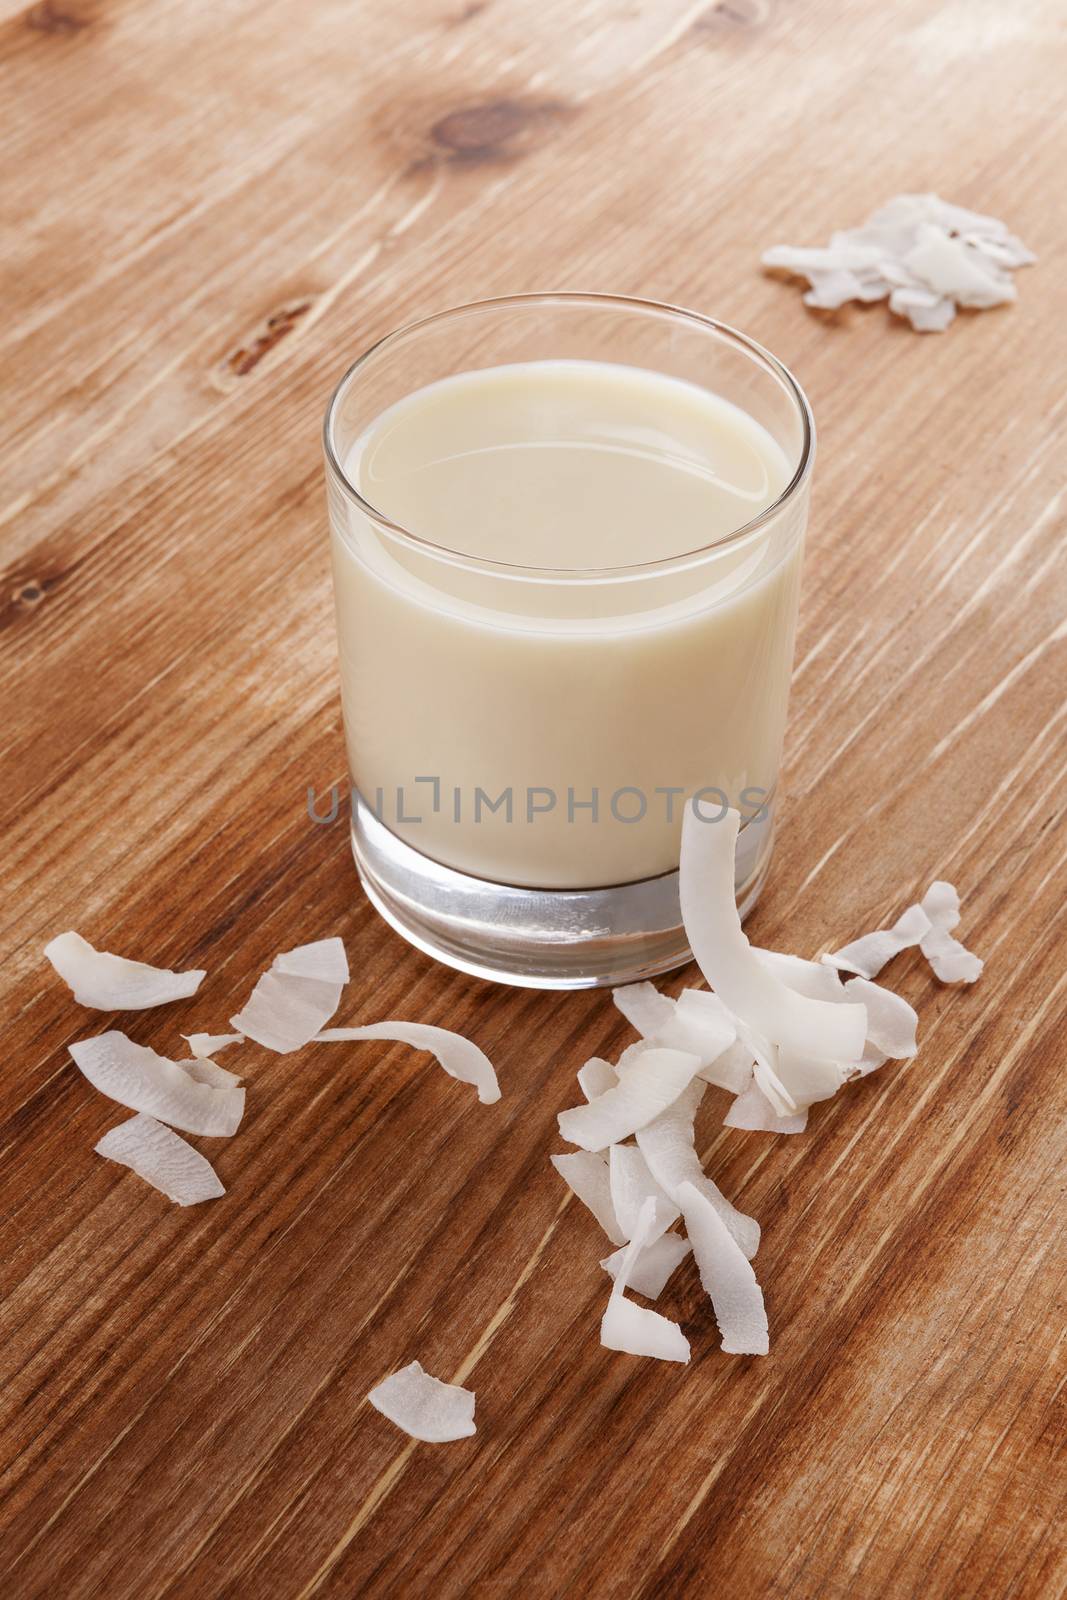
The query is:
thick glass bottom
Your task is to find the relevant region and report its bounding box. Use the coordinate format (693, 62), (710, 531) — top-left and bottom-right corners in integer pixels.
(350, 790), (776, 990)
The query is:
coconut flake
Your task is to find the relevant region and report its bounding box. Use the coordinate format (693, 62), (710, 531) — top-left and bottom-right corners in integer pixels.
(608, 1144), (679, 1242)
(824, 902), (932, 979)
(230, 938), (348, 1053)
(756, 949), (847, 1003)
(44, 931), (205, 1011)
(314, 1022), (499, 1104)
(578, 1057), (619, 1101)
(69, 1031), (244, 1136)
(182, 1055), (243, 1090)
(600, 1197), (691, 1363)
(680, 808), (866, 1063)
(95, 1113), (225, 1205)
(557, 1045), (703, 1152)
(636, 1081), (760, 1260)
(919, 881), (983, 983)
(843, 977), (918, 1059)
(614, 982), (740, 1090)
(367, 1361), (475, 1443)
(724, 1081), (808, 1134)
(600, 1232), (692, 1300)
(612, 982), (676, 1038)
(678, 1181), (769, 1355)
(183, 1032), (243, 1058)
(551, 1151), (626, 1245)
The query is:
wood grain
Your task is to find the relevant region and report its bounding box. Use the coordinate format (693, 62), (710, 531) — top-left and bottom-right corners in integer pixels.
(2, 0), (1065, 1595)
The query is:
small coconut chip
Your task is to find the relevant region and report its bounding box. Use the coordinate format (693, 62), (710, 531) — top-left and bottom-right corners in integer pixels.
(601, 1232), (691, 1300)
(842, 977), (918, 1062)
(681, 807), (867, 1064)
(724, 1082), (808, 1135)
(95, 1113), (225, 1205)
(551, 1151), (626, 1245)
(577, 1057), (618, 1102)
(557, 1045), (703, 1152)
(315, 1022), (500, 1104)
(677, 1181), (769, 1356)
(636, 1081), (760, 1260)
(824, 902), (932, 979)
(600, 1197), (691, 1363)
(44, 931), (205, 1011)
(183, 1032), (243, 1058)
(230, 937), (349, 1053)
(69, 1031), (245, 1136)
(367, 1361), (476, 1443)
(763, 193), (1035, 331)
(182, 1055), (243, 1091)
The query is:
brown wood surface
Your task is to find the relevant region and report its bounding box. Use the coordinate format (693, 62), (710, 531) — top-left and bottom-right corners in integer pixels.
(2, 1), (1065, 1595)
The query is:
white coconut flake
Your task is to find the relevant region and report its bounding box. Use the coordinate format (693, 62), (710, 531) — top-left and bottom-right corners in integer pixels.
(613, 982), (737, 1073)
(578, 1057), (619, 1102)
(600, 1232), (692, 1300)
(774, 1050), (847, 1110)
(843, 977), (919, 1059)
(183, 1032), (243, 1058)
(182, 1055), (243, 1091)
(551, 1151), (626, 1245)
(69, 1031), (245, 1136)
(44, 931), (205, 1011)
(230, 937), (348, 1053)
(824, 902), (932, 979)
(919, 880), (984, 983)
(636, 1081), (760, 1260)
(95, 1113), (225, 1205)
(680, 807), (867, 1063)
(724, 1081), (808, 1134)
(314, 1022), (500, 1104)
(764, 193), (1034, 331)
(612, 981), (676, 1038)
(608, 1145), (679, 1243)
(557, 1045), (703, 1153)
(367, 1361), (475, 1443)
(600, 1197), (691, 1363)
(756, 949), (847, 1003)
(677, 1181), (769, 1356)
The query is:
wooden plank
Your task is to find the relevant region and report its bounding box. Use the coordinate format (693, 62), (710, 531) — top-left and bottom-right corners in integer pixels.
(1, 0), (1064, 1595)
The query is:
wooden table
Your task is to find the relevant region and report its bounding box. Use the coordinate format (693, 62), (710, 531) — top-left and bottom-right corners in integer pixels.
(3, 1), (1065, 1595)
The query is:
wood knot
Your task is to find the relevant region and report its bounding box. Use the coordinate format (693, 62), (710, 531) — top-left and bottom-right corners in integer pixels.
(26, 1), (89, 34)
(17, 581), (45, 605)
(430, 98), (572, 164)
(220, 298), (314, 382)
(692, 0), (772, 34)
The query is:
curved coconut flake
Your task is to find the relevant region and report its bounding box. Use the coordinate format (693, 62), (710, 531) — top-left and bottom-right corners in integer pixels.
(724, 1082), (807, 1135)
(600, 1197), (690, 1363)
(600, 1232), (692, 1300)
(842, 977), (918, 1059)
(696, 1037), (755, 1096)
(182, 1056), (243, 1091)
(367, 1361), (475, 1443)
(314, 1022), (499, 1104)
(551, 1151), (626, 1245)
(636, 1081), (760, 1260)
(44, 931), (205, 1011)
(680, 808), (866, 1063)
(230, 937), (349, 1054)
(578, 1057), (619, 1102)
(608, 1145), (679, 1243)
(823, 902), (931, 979)
(95, 1113), (224, 1205)
(69, 1031), (244, 1136)
(919, 880), (983, 983)
(677, 1181), (769, 1355)
(557, 1046), (702, 1153)
(183, 1032), (243, 1059)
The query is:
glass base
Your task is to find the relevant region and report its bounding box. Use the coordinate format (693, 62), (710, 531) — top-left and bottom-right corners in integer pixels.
(350, 791), (776, 990)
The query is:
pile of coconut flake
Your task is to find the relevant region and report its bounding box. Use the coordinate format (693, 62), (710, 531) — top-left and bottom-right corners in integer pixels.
(551, 807), (982, 1363)
(763, 193), (1035, 331)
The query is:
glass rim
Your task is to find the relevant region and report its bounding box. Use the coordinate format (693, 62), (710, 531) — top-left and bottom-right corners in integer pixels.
(322, 291), (815, 582)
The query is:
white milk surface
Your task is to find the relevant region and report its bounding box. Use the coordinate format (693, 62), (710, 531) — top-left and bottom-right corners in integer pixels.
(331, 360), (803, 889)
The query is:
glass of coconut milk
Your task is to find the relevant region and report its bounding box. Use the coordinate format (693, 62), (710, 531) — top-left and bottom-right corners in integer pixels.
(323, 294), (814, 988)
